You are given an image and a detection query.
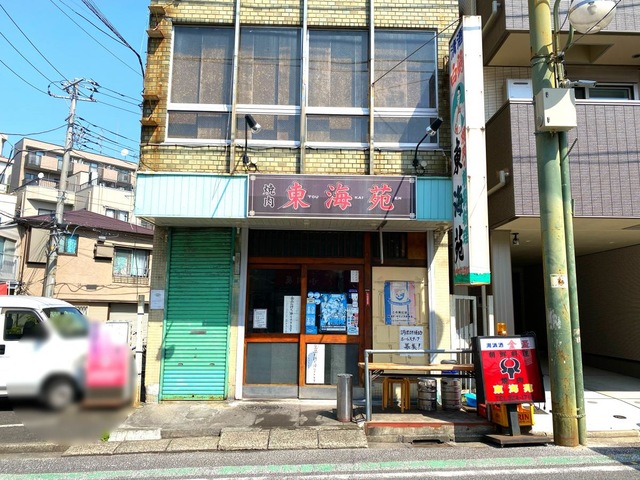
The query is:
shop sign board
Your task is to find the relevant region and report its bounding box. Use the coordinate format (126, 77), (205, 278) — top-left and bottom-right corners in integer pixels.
(474, 335), (545, 405)
(248, 174), (415, 219)
(449, 16), (491, 286)
(384, 281), (416, 325)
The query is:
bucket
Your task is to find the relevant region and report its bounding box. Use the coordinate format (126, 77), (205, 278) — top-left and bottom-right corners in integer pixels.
(417, 377), (437, 411)
(441, 377), (462, 411)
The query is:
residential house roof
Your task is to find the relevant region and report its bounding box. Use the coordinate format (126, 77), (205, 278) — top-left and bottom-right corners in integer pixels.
(19, 209), (154, 237)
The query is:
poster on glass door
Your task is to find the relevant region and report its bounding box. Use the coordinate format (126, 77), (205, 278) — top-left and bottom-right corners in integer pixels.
(318, 293), (347, 333)
(283, 295), (300, 334)
(384, 281), (416, 325)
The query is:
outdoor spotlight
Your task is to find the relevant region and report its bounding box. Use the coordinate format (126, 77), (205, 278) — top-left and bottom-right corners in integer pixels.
(512, 233), (520, 246)
(426, 117), (443, 136)
(245, 114), (261, 133)
(568, 0), (616, 34)
(242, 114), (261, 170)
(413, 117), (444, 174)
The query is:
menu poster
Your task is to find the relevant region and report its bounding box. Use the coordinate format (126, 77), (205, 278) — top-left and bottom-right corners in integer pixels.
(253, 309), (267, 329)
(283, 296), (301, 334)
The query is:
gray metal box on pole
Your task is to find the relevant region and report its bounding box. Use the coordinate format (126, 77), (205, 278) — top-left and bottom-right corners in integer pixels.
(336, 373), (352, 422)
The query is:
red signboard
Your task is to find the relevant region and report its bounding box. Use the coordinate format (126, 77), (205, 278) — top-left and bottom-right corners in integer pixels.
(475, 335), (545, 404)
(248, 174), (415, 219)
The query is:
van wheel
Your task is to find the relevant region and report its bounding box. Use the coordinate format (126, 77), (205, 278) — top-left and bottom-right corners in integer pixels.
(41, 378), (76, 411)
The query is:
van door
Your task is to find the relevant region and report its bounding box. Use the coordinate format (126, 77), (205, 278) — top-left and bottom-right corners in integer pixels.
(1, 309), (48, 398)
(0, 312), (7, 396)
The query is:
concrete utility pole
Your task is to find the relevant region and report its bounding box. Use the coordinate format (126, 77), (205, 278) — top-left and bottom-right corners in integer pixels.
(527, 0), (579, 447)
(43, 79), (95, 297)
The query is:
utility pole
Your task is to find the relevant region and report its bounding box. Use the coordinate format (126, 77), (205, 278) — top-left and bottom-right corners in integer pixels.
(527, 1), (578, 447)
(43, 79), (95, 297)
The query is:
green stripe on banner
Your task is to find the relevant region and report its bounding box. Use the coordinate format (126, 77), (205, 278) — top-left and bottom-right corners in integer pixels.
(454, 273), (491, 285)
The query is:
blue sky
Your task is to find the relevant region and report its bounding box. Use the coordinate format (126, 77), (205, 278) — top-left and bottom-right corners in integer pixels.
(0, 1), (149, 163)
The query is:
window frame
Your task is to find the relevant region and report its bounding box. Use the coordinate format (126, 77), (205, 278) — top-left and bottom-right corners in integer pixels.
(57, 233), (78, 256)
(573, 83), (637, 101)
(112, 247), (150, 279)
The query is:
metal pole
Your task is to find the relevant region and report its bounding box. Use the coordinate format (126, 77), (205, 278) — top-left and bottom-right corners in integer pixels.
(528, 0), (579, 447)
(43, 81), (79, 297)
(135, 294), (145, 405)
(559, 131), (586, 445)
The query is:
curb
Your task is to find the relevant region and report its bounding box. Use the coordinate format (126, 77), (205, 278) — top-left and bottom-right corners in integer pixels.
(531, 429), (640, 439)
(0, 442), (69, 454)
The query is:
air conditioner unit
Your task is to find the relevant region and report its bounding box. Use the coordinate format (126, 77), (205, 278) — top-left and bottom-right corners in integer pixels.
(505, 79), (533, 101)
(94, 244), (114, 259)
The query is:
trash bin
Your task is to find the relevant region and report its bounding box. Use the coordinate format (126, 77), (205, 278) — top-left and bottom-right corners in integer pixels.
(336, 373), (353, 422)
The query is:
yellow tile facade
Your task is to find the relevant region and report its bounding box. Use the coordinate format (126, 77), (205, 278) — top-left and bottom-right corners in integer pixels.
(143, 0), (457, 401)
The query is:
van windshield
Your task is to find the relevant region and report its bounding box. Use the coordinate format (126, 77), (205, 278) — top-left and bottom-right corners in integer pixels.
(42, 307), (89, 338)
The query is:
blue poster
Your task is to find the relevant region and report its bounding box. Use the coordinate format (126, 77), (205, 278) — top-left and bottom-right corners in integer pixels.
(384, 281), (416, 325)
(319, 293), (347, 333)
(305, 296), (317, 334)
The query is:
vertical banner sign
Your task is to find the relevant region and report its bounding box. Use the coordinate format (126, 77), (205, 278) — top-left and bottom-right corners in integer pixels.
(283, 295), (301, 334)
(475, 335), (545, 404)
(449, 16), (491, 286)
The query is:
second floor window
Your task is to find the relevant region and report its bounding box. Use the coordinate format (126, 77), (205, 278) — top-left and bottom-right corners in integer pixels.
(113, 248), (149, 278)
(58, 234), (78, 255)
(105, 208), (129, 222)
(167, 26), (439, 150)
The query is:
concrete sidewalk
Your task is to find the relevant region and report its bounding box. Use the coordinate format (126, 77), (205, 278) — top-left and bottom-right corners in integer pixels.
(2, 364), (639, 456)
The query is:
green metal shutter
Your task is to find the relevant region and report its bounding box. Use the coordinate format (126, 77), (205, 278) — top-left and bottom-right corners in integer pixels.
(160, 228), (233, 400)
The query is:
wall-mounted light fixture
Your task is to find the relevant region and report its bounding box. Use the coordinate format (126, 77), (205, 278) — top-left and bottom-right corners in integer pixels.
(512, 232), (520, 246)
(568, 0), (616, 34)
(242, 114), (261, 171)
(413, 118), (443, 175)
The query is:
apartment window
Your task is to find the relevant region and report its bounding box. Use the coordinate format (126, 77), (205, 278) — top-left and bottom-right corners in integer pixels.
(168, 26), (234, 141)
(37, 208), (55, 216)
(374, 30), (438, 147)
(166, 25), (439, 150)
(58, 234), (78, 255)
(237, 27), (301, 144)
(574, 84), (636, 100)
(113, 248), (149, 278)
(307, 30), (368, 145)
(105, 208), (129, 222)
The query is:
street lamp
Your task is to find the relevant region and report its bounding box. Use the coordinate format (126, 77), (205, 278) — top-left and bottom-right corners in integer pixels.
(242, 114), (261, 171)
(412, 117), (443, 175)
(528, 0), (616, 447)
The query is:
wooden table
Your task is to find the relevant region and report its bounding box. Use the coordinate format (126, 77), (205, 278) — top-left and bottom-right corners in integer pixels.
(359, 361), (476, 420)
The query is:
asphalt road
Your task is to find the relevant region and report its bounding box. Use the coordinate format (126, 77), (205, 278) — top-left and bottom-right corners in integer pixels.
(0, 440), (638, 479)
(0, 398), (130, 445)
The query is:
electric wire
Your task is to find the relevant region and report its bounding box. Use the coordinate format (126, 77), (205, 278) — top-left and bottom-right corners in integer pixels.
(93, 84), (141, 103)
(93, 98), (140, 116)
(0, 4), (69, 82)
(80, 0), (145, 77)
(0, 30), (60, 87)
(373, 18), (458, 85)
(77, 117), (139, 145)
(75, 124), (138, 152)
(97, 90), (141, 107)
(0, 125), (67, 137)
(0, 58), (50, 95)
(48, 0), (141, 77)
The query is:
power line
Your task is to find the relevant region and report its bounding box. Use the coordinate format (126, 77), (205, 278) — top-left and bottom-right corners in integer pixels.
(0, 4), (69, 81)
(93, 99), (140, 116)
(373, 18), (458, 85)
(0, 58), (50, 95)
(97, 90), (141, 107)
(93, 83), (140, 103)
(0, 125), (67, 137)
(80, 0), (145, 77)
(48, 0), (142, 77)
(0, 30), (59, 86)
(77, 117), (139, 144)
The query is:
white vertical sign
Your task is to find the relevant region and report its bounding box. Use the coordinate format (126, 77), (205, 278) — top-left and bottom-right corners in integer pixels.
(283, 295), (301, 333)
(306, 344), (325, 384)
(449, 16), (491, 286)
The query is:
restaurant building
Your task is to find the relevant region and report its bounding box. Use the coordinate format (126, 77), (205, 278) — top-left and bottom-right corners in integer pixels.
(135, 0), (481, 401)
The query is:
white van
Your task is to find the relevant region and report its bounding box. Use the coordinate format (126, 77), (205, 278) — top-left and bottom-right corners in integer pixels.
(0, 296), (89, 410)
